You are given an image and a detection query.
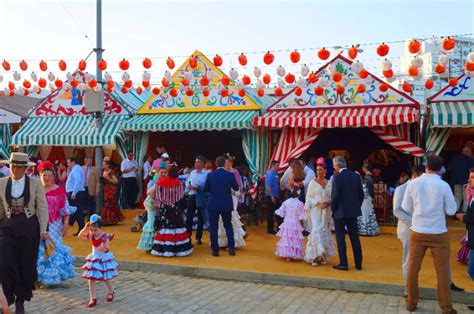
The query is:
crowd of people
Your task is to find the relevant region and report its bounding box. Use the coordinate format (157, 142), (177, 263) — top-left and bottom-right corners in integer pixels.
(0, 141), (473, 313)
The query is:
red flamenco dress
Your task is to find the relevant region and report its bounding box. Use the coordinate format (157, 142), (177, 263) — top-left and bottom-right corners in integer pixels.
(151, 176), (193, 257)
(100, 170), (125, 225)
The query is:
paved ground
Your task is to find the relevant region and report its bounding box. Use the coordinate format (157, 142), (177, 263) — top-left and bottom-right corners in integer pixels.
(18, 270), (471, 313)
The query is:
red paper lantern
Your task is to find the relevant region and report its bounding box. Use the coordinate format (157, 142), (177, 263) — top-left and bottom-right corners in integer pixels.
(358, 69), (369, 79)
(200, 77), (210, 86)
(308, 72), (319, 83)
(238, 53), (247, 66)
(202, 88), (210, 97)
(142, 81), (150, 88)
(317, 48), (330, 60)
(332, 72), (343, 82)
(59, 60), (67, 71)
(274, 87), (283, 96)
(107, 80), (115, 88)
(19, 60), (28, 71)
(121, 86), (128, 94)
(88, 79), (97, 88)
(408, 39), (421, 54)
(124, 80), (133, 89)
(2, 60), (11, 71)
(161, 78), (170, 87)
(336, 86), (345, 95)
(79, 59), (87, 71)
(119, 58), (129, 71)
(408, 66), (419, 78)
(424, 79), (434, 89)
(348, 45), (358, 60)
(442, 37), (455, 51)
(435, 64), (446, 74)
(166, 57), (175, 70)
(314, 86), (324, 96)
(466, 62), (474, 72)
(181, 78), (190, 87)
(238, 89), (246, 97)
(36, 87), (42, 95)
(257, 88), (265, 97)
(170, 88), (178, 97)
(402, 82), (412, 93)
(383, 69), (394, 79)
(185, 89), (194, 96)
(358, 84), (366, 93)
(39, 60), (48, 72)
(98, 59), (107, 71)
(136, 86), (143, 94)
(379, 83), (389, 92)
(290, 50), (300, 63)
(152, 87), (160, 95)
(142, 58), (152, 69)
(221, 76), (230, 86)
(284, 73), (295, 84)
(220, 89), (229, 97)
(6, 81), (14, 91)
(70, 79), (79, 88)
(295, 86), (302, 96)
(376, 43), (390, 57)
(54, 79), (63, 88)
(263, 51), (274, 65)
(213, 55), (223, 66)
(106, 86), (114, 93)
(242, 75), (251, 85)
(8, 91), (14, 97)
(263, 74), (271, 85)
(22, 80), (31, 89)
(189, 56), (198, 69)
(38, 78), (47, 88)
(23, 89), (29, 96)
(448, 78), (458, 87)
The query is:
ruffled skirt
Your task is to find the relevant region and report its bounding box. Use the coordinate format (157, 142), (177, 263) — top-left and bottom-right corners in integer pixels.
(357, 197), (380, 236)
(81, 252), (118, 281)
(275, 219), (304, 259)
(137, 202), (156, 251)
(218, 210), (246, 248)
(37, 241), (76, 286)
(304, 207), (335, 263)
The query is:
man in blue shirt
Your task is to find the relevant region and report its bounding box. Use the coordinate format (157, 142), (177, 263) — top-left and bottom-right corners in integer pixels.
(265, 160), (281, 234)
(185, 155), (208, 245)
(66, 157), (86, 235)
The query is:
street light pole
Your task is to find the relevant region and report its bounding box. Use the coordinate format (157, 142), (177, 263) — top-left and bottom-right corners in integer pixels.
(95, 0), (104, 211)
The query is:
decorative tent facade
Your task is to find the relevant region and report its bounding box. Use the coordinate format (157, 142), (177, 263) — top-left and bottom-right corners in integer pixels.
(122, 50), (274, 179)
(254, 54), (424, 170)
(11, 71), (150, 161)
(426, 74), (474, 155)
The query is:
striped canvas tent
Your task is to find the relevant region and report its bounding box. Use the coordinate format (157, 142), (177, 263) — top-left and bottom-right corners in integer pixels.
(255, 54), (424, 169)
(426, 75), (474, 154)
(0, 124), (12, 159)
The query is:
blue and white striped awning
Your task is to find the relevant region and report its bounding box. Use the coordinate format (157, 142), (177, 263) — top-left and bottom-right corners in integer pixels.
(12, 115), (128, 147)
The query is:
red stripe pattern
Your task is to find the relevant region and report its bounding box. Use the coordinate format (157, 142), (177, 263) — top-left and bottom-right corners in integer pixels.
(254, 106), (418, 128)
(370, 124), (424, 157)
(270, 127), (322, 171)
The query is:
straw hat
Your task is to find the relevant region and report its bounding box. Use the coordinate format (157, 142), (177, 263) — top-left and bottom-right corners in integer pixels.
(1, 152), (36, 167)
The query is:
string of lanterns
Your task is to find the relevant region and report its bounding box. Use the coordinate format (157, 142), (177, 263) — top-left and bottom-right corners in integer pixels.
(1, 35), (473, 97)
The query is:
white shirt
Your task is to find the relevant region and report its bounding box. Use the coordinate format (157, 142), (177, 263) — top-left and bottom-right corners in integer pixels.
(11, 175), (26, 198)
(143, 161), (152, 180)
(0, 166), (10, 177)
(121, 158), (137, 178)
(303, 166), (315, 193)
(401, 173), (457, 234)
(393, 181), (412, 240)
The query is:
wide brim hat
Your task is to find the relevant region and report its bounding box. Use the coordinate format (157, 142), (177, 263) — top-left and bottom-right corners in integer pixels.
(1, 152), (36, 167)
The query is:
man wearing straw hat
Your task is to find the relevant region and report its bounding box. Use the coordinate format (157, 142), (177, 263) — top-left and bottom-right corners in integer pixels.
(0, 153), (49, 314)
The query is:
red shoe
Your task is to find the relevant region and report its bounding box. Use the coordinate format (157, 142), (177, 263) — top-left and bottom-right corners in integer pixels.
(87, 299), (97, 308)
(107, 292), (115, 302)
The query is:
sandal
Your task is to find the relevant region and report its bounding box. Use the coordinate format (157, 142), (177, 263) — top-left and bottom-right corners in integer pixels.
(107, 292), (115, 302)
(87, 299), (97, 308)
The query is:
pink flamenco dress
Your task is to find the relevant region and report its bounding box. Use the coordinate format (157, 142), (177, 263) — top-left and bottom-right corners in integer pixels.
(275, 197), (305, 260)
(81, 233), (118, 281)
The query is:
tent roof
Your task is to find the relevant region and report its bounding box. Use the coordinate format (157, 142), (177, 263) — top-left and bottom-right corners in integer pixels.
(0, 95), (39, 118)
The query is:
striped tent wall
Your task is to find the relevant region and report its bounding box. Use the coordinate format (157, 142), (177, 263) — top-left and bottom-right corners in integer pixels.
(0, 124), (12, 159)
(370, 124), (424, 157)
(242, 129), (268, 179)
(430, 101), (474, 128)
(425, 127), (452, 155)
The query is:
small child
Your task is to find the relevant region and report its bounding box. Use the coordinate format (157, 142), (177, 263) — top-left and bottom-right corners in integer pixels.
(0, 284), (11, 314)
(275, 187), (305, 261)
(78, 215), (118, 308)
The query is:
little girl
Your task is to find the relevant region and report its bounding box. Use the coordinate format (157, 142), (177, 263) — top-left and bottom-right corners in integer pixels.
(78, 215), (118, 308)
(275, 187), (306, 261)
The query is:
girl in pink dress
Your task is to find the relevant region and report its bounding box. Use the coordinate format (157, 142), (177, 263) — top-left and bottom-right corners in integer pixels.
(275, 187), (305, 261)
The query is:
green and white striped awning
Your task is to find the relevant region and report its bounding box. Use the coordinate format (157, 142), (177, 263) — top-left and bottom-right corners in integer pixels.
(12, 115), (128, 147)
(122, 110), (259, 132)
(430, 101), (474, 128)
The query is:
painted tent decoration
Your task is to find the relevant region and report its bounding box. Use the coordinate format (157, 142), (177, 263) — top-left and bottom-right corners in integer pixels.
(138, 50), (261, 114)
(269, 54), (418, 111)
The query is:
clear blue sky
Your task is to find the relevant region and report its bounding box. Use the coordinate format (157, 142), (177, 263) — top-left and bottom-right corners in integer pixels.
(0, 0), (473, 85)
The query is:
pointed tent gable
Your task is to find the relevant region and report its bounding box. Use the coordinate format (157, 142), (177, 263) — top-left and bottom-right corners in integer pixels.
(138, 50), (261, 114)
(29, 71), (138, 118)
(428, 74), (474, 103)
(268, 54), (418, 112)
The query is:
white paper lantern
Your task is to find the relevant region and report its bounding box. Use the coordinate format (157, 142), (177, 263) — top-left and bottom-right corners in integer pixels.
(63, 82), (71, 91)
(30, 72), (38, 82)
(33, 85), (40, 93)
(207, 69), (216, 79)
(256, 79), (265, 90)
(66, 72), (73, 81)
(296, 78), (306, 88)
(253, 67), (261, 78)
(277, 78), (285, 88)
(381, 59), (392, 71)
(4, 88), (9, 95)
(327, 63), (337, 75)
(94, 84), (102, 92)
(183, 70), (193, 81)
(415, 69), (424, 81)
(104, 72), (112, 81)
(121, 72), (130, 82)
(235, 81), (244, 89)
(216, 82), (223, 90)
(301, 64), (310, 77)
(47, 72), (55, 82)
(229, 68), (239, 80)
(13, 71), (21, 81)
(468, 52), (474, 63)
(276, 65), (286, 77)
(411, 57), (424, 68)
(351, 61), (365, 73)
(439, 54), (449, 66)
(142, 71), (151, 82)
(49, 83), (56, 91)
(164, 70), (172, 81)
(319, 77), (328, 87)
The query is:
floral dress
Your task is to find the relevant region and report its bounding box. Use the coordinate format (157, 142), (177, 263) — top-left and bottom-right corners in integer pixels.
(37, 186), (77, 286)
(100, 170), (125, 225)
(275, 197), (305, 259)
(81, 233), (118, 281)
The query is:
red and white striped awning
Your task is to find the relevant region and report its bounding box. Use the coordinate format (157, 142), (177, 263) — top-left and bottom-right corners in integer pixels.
(254, 106), (419, 128)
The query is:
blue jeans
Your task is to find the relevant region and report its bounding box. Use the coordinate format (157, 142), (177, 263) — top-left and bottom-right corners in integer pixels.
(469, 249), (474, 280)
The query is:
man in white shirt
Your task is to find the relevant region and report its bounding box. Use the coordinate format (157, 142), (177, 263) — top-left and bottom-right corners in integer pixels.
(121, 151), (138, 209)
(401, 155), (457, 313)
(393, 165), (424, 294)
(66, 157), (86, 235)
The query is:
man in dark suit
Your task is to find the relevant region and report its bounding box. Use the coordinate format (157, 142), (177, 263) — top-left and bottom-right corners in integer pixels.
(204, 155), (239, 256)
(331, 156), (364, 271)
